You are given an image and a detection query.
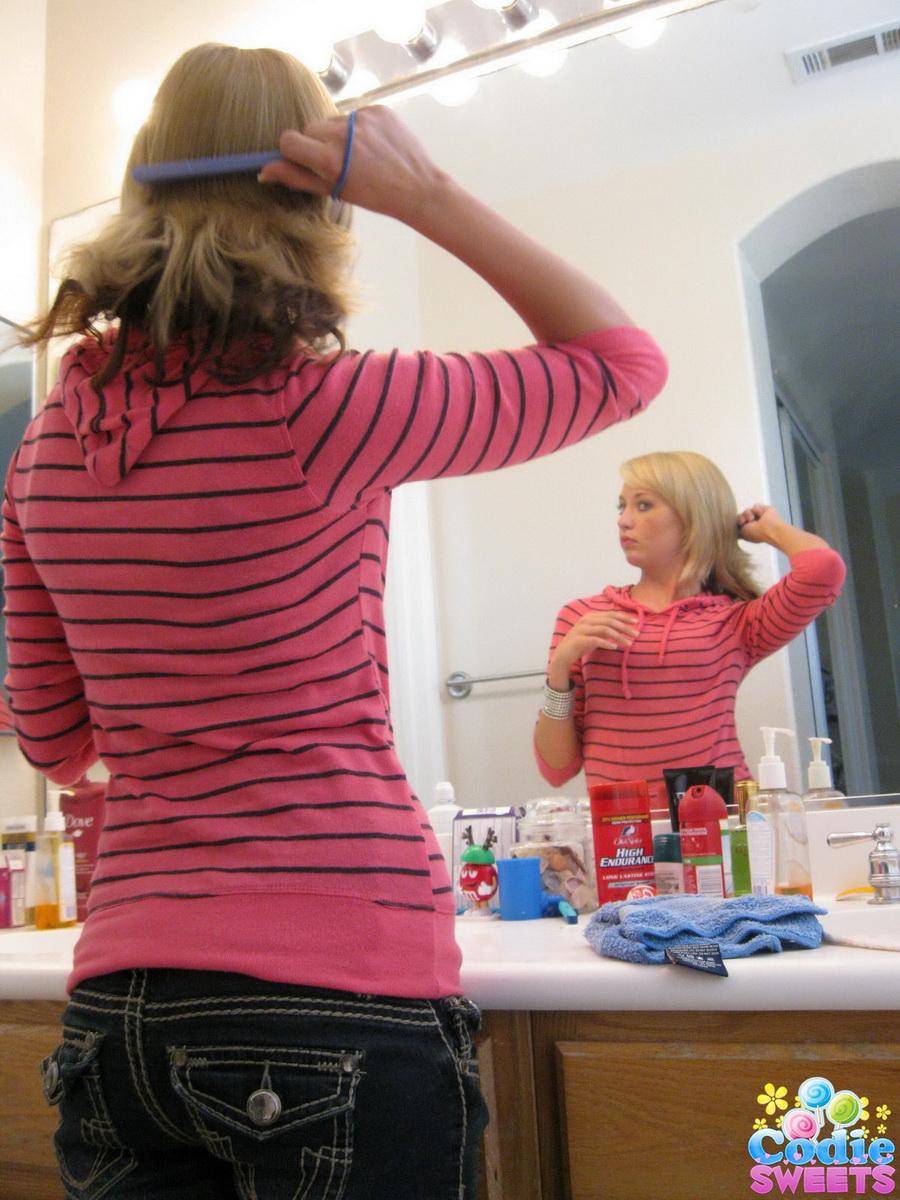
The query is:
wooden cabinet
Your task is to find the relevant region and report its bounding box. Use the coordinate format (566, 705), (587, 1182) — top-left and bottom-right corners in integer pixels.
(0, 1000), (65, 1200)
(4, 999), (897, 1200)
(479, 1009), (900, 1200)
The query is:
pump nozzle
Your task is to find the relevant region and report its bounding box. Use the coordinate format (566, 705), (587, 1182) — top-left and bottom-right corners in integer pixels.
(807, 737), (834, 790)
(760, 727), (794, 758)
(43, 789), (65, 834)
(758, 726), (794, 790)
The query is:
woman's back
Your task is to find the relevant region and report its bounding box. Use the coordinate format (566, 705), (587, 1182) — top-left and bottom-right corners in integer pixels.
(6, 323), (666, 996)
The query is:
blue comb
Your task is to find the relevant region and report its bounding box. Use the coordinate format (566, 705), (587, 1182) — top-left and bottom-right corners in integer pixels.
(132, 151), (282, 184)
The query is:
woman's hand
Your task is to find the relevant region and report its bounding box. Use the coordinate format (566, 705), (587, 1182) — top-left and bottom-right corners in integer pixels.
(736, 503), (782, 544)
(548, 611), (638, 689)
(737, 504), (830, 555)
(258, 106), (445, 226)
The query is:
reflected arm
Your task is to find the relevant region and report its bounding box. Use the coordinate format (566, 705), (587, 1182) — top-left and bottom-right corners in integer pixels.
(737, 547), (846, 667)
(533, 602), (586, 786)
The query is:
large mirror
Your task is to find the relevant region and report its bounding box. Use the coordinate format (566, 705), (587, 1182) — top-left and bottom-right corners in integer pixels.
(29, 0), (900, 811)
(0, 317), (45, 822)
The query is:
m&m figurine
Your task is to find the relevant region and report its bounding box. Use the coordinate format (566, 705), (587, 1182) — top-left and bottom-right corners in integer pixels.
(459, 826), (498, 916)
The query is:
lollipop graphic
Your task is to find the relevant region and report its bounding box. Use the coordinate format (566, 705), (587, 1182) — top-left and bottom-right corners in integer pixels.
(797, 1076), (834, 1131)
(782, 1107), (820, 1142)
(827, 1090), (862, 1132)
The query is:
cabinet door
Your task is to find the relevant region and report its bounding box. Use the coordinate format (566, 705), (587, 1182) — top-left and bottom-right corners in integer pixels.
(556, 1037), (900, 1200)
(479, 1011), (543, 1200)
(0, 1001), (66, 1200)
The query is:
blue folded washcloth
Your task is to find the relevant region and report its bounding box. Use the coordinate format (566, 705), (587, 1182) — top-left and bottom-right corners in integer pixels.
(584, 894), (827, 965)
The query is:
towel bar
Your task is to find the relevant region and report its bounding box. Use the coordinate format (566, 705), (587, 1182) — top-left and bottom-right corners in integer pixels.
(445, 668), (544, 700)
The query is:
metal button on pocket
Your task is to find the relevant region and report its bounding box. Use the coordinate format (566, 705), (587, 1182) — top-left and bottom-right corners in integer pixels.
(41, 1058), (61, 1104)
(246, 1089), (282, 1126)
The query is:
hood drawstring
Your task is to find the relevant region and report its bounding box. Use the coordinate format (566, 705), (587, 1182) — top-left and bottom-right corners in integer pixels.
(617, 600), (688, 700)
(620, 608), (645, 701)
(658, 607), (680, 665)
(599, 585), (730, 702)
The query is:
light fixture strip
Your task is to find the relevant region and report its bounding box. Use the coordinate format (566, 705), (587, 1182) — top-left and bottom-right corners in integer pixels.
(500, 0), (539, 32)
(336, 0), (724, 109)
(405, 21), (441, 63)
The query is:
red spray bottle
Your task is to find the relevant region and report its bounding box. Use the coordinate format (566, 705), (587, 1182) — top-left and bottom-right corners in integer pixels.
(678, 784), (727, 898)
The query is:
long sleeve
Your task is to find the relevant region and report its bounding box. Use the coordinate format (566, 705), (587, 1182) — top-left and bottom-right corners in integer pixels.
(1, 451), (98, 784)
(533, 598), (588, 787)
(737, 548), (846, 667)
(283, 326), (667, 509)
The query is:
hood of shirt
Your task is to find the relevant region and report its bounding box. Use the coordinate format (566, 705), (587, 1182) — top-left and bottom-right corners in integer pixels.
(56, 333), (205, 488)
(600, 584), (734, 700)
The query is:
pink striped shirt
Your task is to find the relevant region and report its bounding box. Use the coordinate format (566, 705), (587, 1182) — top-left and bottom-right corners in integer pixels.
(535, 548), (845, 788)
(3, 324), (666, 997)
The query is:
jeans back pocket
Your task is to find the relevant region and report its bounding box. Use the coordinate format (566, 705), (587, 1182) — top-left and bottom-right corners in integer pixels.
(42, 1031), (137, 1200)
(170, 1042), (363, 1196)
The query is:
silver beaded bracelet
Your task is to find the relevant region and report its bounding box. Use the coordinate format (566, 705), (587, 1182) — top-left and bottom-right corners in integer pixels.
(542, 679), (574, 720)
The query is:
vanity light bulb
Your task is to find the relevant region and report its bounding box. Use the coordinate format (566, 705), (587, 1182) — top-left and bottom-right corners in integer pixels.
(471, 0), (538, 29)
(614, 16), (667, 48)
(111, 78), (155, 134)
(431, 65), (480, 106)
(342, 67), (380, 102)
(297, 33), (339, 77)
(374, 5), (430, 44)
(520, 11), (567, 75)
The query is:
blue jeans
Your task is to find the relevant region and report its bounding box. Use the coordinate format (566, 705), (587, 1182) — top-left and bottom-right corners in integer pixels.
(41, 969), (488, 1199)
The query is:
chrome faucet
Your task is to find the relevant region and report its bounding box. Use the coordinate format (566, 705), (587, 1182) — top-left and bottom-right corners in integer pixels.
(826, 824), (900, 904)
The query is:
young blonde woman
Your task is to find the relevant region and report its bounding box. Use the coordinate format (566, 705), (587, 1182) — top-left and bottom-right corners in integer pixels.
(534, 451), (845, 789)
(4, 43), (667, 1200)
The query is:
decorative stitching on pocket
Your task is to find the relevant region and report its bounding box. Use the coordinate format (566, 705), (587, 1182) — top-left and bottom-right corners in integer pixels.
(297, 1115), (353, 1200)
(169, 1044), (362, 1143)
(51, 1034), (138, 1200)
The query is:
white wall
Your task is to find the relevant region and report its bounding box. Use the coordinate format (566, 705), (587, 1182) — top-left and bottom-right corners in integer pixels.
(0, 0), (46, 321)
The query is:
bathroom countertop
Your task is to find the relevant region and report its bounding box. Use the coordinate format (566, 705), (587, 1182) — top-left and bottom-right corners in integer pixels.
(454, 915), (900, 1009)
(1, 917), (899, 1009)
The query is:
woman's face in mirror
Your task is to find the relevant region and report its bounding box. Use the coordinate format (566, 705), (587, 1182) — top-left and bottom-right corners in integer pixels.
(616, 484), (684, 575)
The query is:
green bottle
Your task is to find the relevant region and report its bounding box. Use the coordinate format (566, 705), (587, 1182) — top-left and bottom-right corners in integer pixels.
(730, 780), (756, 897)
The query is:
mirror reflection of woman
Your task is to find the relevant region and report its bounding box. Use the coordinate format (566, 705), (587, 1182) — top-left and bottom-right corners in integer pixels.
(534, 451), (845, 789)
(3, 43), (669, 1200)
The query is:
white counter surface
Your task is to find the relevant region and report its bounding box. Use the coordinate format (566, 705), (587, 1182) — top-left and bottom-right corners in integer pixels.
(454, 915), (900, 1009)
(2, 917), (899, 1010)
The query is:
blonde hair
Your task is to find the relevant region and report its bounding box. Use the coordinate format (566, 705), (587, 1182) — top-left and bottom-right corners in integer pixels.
(621, 451), (761, 600)
(25, 43), (354, 386)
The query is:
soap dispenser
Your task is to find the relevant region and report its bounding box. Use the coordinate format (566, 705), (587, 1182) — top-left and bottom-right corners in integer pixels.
(755, 727), (813, 900)
(35, 791), (78, 929)
(802, 737), (846, 812)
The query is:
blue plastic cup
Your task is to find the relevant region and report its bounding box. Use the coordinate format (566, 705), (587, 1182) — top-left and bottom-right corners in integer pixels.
(497, 857), (546, 920)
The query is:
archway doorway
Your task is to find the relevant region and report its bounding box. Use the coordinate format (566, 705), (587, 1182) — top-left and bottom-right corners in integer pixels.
(740, 162), (900, 795)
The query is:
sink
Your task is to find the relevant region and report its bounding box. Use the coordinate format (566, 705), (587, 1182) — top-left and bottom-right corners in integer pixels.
(0, 925), (81, 957)
(818, 901), (900, 951)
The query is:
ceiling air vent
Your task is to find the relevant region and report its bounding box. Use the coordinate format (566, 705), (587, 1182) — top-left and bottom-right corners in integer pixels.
(785, 20), (900, 82)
